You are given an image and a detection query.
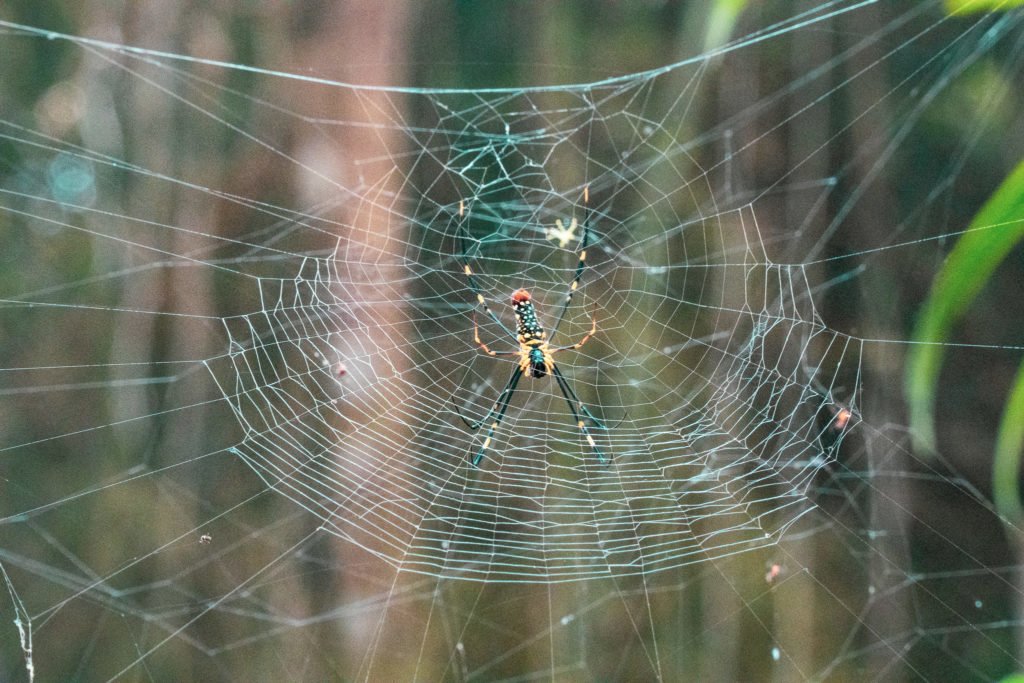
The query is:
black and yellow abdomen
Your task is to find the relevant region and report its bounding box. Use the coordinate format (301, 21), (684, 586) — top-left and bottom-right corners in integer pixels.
(512, 289), (551, 377)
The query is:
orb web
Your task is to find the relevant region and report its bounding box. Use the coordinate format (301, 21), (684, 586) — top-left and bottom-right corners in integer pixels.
(204, 123), (862, 580)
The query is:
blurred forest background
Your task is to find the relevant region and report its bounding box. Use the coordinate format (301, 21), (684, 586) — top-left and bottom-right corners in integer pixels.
(3, 1), (1024, 681)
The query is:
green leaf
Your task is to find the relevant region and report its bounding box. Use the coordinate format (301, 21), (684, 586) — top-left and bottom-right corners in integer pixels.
(704, 0), (749, 53)
(998, 674), (1024, 683)
(905, 159), (1024, 454)
(944, 0), (1024, 16)
(993, 359), (1024, 524)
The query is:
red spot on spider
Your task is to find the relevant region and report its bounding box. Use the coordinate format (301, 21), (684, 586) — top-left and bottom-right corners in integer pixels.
(512, 289), (532, 304)
(833, 406), (852, 431)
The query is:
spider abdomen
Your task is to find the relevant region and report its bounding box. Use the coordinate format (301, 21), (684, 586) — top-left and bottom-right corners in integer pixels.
(512, 289), (546, 343)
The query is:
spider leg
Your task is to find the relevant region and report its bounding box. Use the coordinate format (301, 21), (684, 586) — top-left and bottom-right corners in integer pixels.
(550, 185), (592, 341)
(473, 313), (519, 357)
(551, 363), (609, 464)
(551, 303), (597, 353)
(455, 200), (517, 340)
(551, 364), (607, 429)
(468, 367), (523, 466)
(452, 365), (523, 431)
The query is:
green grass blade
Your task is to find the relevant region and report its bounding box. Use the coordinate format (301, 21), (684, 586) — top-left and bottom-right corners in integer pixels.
(905, 160), (1024, 454)
(994, 359), (1024, 524)
(704, 0), (748, 52)
(945, 0), (1024, 16)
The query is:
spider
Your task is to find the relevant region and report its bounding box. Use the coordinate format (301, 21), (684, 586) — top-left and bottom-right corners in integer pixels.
(453, 187), (609, 467)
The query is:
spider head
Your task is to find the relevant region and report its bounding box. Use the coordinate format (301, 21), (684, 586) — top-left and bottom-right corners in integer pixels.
(512, 288), (531, 305)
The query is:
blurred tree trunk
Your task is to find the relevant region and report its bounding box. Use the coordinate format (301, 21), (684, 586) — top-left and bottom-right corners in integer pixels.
(109, 4), (223, 681)
(285, 2), (417, 680)
(843, 4), (913, 678)
(775, 5), (836, 680)
(706, 18), (764, 683)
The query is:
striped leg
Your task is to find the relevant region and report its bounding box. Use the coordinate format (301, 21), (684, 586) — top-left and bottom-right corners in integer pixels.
(455, 200), (516, 340)
(552, 304), (597, 353)
(551, 364), (608, 464)
(551, 186), (592, 340)
(468, 367), (523, 466)
(473, 314), (519, 358)
(551, 364), (607, 429)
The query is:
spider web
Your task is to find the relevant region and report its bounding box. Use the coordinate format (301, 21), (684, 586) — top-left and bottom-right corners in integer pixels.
(204, 88), (859, 582)
(2, 2), (1024, 680)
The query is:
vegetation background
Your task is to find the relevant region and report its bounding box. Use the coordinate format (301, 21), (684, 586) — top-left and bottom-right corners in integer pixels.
(2, 1), (1024, 681)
